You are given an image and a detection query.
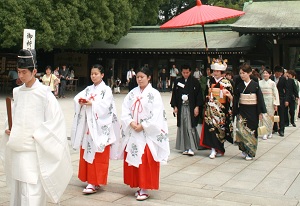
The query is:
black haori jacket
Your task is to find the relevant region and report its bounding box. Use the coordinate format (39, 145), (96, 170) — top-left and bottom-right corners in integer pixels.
(170, 75), (203, 127)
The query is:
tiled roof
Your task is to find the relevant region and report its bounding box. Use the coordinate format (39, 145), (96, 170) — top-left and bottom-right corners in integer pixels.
(232, 1), (300, 33)
(90, 25), (257, 52)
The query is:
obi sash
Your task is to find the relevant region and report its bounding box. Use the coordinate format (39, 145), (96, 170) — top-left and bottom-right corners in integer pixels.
(239, 93), (257, 105)
(211, 87), (227, 104)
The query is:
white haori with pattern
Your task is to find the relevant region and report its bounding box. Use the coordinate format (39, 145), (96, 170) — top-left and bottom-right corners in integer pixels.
(120, 84), (170, 167)
(71, 81), (120, 163)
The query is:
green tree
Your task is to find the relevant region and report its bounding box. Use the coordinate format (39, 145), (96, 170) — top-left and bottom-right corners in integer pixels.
(0, 0), (151, 50)
(133, 0), (167, 25)
(158, 0), (246, 25)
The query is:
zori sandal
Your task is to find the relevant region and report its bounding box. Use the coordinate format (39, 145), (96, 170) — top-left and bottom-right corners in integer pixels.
(134, 189), (141, 197)
(136, 193), (150, 201)
(82, 184), (100, 194)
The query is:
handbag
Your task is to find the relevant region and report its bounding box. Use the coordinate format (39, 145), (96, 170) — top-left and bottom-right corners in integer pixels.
(272, 111), (280, 122)
(258, 121), (268, 136)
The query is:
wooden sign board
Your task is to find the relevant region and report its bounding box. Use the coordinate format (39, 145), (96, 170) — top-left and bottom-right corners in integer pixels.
(23, 29), (36, 50)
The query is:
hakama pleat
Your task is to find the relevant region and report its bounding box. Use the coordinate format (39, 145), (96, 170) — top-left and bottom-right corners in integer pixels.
(78, 146), (110, 185)
(175, 104), (200, 151)
(124, 145), (160, 190)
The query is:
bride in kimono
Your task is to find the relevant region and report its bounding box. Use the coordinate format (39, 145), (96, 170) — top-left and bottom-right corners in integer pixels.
(120, 66), (170, 201)
(71, 64), (120, 194)
(259, 69), (280, 140)
(200, 59), (234, 159)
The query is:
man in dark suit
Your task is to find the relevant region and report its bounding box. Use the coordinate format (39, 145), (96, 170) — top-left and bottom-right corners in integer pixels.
(270, 66), (288, 136)
(170, 65), (203, 156)
(285, 70), (299, 127)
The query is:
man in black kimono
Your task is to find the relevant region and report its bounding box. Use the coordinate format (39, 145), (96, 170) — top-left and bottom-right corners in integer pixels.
(270, 66), (288, 136)
(59, 65), (69, 98)
(285, 70), (299, 127)
(170, 65), (203, 156)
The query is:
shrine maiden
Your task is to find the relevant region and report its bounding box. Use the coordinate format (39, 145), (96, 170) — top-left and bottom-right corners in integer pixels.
(71, 64), (120, 194)
(120, 67), (170, 201)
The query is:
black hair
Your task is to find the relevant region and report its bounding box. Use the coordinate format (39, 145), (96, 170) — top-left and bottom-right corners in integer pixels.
(204, 67), (212, 77)
(181, 64), (191, 71)
(91, 64), (104, 73)
(45, 65), (52, 71)
(137, 66), (151, 77)
(263, 68), (272, 75)
(239, 63), (252, 73)
(287, 69), (296, 77)
(274, 65), (283, 73)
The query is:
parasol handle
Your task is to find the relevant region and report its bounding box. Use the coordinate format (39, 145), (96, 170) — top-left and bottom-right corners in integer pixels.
(201, 25), (208, 50)
(201, 24), (210, 63)
(6, 97), (12, 130)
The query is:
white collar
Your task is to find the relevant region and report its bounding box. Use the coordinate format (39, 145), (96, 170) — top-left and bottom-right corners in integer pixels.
(244, 80), (251, 87)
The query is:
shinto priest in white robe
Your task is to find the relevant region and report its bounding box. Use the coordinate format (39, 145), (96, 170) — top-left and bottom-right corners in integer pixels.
(120, 83), (170, 167)
(0, 79), (73, 204)
(71, 80), (120, 163)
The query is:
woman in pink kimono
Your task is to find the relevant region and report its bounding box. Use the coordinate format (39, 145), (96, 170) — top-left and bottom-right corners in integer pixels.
(259, 68), (280, 140)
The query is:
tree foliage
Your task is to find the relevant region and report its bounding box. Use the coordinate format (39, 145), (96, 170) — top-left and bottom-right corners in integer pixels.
(158, 0), (246, 25)
(0, 0), (161, 51)
(0, 0), (253, 51)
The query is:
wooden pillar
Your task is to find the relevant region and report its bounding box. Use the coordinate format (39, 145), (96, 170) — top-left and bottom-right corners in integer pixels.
(282, 44), (289, 68)
(273, 44), (280, 67)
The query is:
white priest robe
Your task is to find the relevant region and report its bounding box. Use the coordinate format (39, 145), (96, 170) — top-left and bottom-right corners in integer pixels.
(0, 79), (72, 205)
(120, 84), (170, 167)
(71, 81), (120, 163)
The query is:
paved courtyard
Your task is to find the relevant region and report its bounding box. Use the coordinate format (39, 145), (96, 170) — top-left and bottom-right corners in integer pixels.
(1, 90), (300, 206)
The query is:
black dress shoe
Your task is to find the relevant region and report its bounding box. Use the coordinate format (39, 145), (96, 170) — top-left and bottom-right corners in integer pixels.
(292, 123), (296, 127)
(278, 131), (284, 137)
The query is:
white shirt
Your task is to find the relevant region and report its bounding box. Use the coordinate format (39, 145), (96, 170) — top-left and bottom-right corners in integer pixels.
(170, 68), (179, 77)
(127, 70), (136, 81)
(193, 70), (202, 79)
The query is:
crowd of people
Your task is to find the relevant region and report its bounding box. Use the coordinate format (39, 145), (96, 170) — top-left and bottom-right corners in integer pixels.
(0, 50), (169, 205)
(170, 59), (299, 162)
(1, 49), (300, 205)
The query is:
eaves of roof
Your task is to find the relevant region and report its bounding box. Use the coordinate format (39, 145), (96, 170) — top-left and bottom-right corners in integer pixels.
(90, 29), (257, 52)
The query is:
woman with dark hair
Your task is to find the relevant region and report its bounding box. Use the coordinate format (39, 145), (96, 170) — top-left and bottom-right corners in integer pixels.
(71, 64), (120, 194)
(259, 69), (280, 140)
(41, 65), (59, 95)
(120, 67), (170, 201)
(233, 63), (267, 160)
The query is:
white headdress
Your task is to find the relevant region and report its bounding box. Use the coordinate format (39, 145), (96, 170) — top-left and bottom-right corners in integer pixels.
(210, 58), (227, 71)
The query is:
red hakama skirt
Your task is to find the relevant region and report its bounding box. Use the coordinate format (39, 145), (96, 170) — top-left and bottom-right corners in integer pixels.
(124, 145), (160, 190)
(78, 146), (110, 185)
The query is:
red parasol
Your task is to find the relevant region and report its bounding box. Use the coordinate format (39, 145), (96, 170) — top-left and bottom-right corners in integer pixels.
(160, 0), (245, 51)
